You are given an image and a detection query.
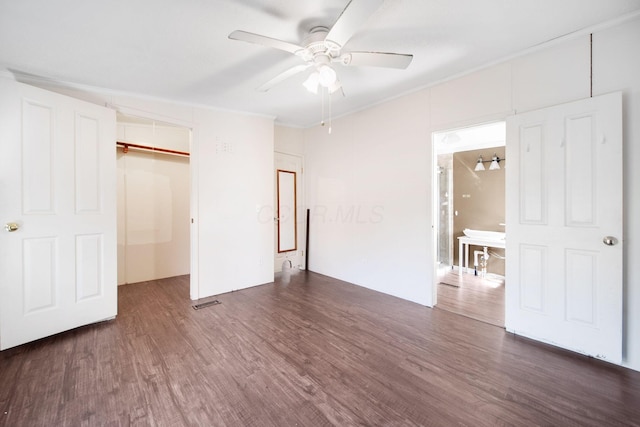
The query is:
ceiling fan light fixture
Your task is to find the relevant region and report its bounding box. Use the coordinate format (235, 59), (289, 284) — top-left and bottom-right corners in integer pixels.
(328, 79), (342, 95)
(318, 65), (337, 87)
(303, 72), (319, 94)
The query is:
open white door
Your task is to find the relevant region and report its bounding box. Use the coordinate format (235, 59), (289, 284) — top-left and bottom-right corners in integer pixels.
(0, 79), (117, 350)
(505, 92), (622, 363)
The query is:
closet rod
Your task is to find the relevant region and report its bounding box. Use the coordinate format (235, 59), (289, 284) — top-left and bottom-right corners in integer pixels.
(116, 141), (190, 157)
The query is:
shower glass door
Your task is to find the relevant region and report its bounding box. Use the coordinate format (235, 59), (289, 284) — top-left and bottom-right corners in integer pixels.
(437, 154), (453, 269)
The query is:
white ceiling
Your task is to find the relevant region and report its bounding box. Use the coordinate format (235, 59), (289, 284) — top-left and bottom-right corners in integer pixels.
(1, 0), (639, 128)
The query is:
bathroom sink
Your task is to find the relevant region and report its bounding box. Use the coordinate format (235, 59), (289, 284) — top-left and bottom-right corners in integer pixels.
(463, 229), (505, 241)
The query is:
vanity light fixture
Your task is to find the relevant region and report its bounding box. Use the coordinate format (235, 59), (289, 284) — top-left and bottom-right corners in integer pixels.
(475, 153), (505, 171)
(489, 154), (502, 170)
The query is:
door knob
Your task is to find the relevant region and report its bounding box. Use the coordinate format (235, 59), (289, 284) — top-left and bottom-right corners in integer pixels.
(603, 236), (618, 246)
(5, 223), (19, 232)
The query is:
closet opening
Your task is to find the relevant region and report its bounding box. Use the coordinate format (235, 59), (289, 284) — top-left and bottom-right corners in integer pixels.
(432, 121), (506, 327)
(116, 113), (191, 287)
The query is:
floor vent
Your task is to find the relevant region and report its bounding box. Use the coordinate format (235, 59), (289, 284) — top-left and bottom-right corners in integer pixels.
(192, 300), (221, 310)
(438, 282), (460, 288)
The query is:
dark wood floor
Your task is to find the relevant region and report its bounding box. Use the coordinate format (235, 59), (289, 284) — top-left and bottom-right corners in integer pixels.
(1, 271), (639, 426)
(437, 270), (505, 327)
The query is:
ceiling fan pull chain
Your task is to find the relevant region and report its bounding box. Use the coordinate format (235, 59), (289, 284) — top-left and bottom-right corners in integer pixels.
(320, 88), (325, 127)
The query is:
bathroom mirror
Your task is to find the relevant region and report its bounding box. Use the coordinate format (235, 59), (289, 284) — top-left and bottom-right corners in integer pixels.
(277, 169), (297, 253)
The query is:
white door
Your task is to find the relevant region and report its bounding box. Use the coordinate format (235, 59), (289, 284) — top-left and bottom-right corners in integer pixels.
(274, 152), (303, 272)
(505, 92), (622, 363)
(0, 79), (117, 350)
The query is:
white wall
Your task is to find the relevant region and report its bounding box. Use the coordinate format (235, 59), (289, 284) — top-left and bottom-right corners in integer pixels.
(275, 125), (304, 156)
(301, 17), (640, 371)
(592, 17), (640, 373)
(305, 90), (432, 304)
(193, 109), (274, 298)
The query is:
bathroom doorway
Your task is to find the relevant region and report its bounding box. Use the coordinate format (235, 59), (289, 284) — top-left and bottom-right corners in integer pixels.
(432, 121), (506, 327)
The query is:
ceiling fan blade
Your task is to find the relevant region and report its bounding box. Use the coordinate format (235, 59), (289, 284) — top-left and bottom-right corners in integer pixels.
(325, 0), (385, 48)
(340, 51), (413, 69)
(229, 30), (304, 55)
(257, 64), (312, 92)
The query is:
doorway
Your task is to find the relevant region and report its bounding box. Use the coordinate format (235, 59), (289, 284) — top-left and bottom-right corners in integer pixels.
(116, 114), (191, 285)
(432, 121), (506, 327)
(274, 152), (304, 273)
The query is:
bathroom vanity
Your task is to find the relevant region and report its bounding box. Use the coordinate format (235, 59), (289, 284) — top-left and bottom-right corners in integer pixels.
(458, 229), (505, 275)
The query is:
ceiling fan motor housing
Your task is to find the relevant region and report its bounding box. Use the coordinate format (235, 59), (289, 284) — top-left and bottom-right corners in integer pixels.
(299, 26), (342, 63)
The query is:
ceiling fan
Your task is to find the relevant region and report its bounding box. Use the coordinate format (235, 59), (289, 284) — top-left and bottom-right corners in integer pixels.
(228, 0), (413, 95)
